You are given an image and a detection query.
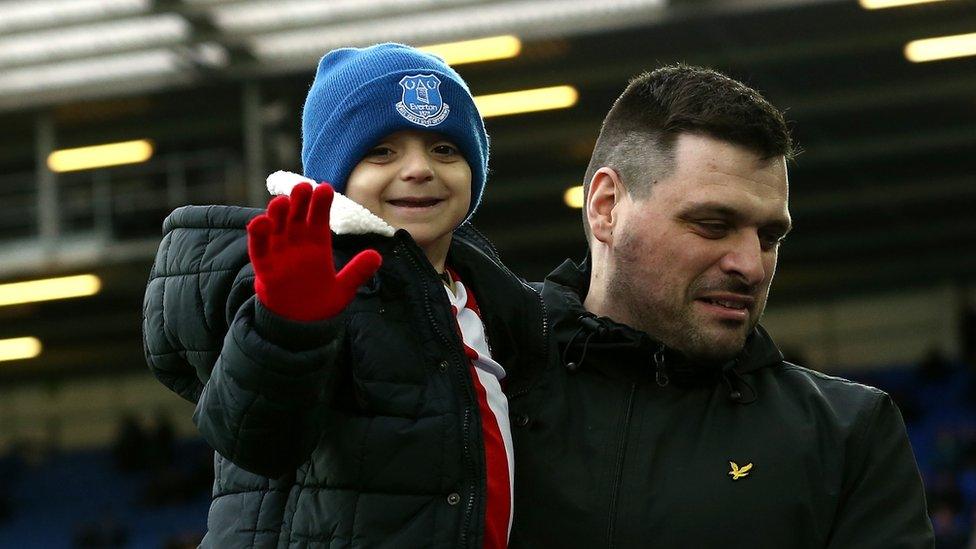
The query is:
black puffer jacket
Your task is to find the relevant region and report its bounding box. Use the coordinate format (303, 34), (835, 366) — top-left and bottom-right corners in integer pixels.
(142, 197), (547, 548)
(507, 258), (934, 548)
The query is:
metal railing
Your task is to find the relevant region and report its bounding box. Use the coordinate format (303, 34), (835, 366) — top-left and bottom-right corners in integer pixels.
(0, 149), (246, 275)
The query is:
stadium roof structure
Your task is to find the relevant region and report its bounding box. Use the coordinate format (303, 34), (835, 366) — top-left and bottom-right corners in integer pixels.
(0, 0), (975, 381)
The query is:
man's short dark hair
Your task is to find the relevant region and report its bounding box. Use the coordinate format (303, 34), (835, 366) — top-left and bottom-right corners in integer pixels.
(582, 64), (794, 239)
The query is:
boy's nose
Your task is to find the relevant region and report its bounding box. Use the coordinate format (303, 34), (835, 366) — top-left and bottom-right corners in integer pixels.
(399, 151), (435, 183)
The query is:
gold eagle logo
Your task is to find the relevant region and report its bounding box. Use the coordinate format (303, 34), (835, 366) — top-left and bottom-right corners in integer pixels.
(728, 461), (753, 480)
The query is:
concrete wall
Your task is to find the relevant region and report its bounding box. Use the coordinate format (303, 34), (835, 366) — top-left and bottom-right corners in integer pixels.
(762, 284), (960, 372)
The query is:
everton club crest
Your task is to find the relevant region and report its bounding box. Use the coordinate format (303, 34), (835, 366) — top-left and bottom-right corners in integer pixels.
(396, 74), (450, 127)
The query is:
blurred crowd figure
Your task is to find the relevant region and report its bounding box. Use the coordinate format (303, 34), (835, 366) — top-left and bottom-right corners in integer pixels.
(112, 410), (212, 508)
(0, 446), (19, 525)
(912, 352), (976, 549)
(112, 411), (175, 473)
(70, 411), (211, 548)
(72, 511), (128, 549)
(859, 297), (976, 549)
(162, 531), (205, 548)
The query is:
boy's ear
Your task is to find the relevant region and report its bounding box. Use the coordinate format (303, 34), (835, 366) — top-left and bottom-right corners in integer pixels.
(586, 167), (624, 245)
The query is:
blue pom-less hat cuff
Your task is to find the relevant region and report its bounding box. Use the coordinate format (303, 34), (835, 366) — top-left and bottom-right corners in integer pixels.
(301, 69), (488, 219)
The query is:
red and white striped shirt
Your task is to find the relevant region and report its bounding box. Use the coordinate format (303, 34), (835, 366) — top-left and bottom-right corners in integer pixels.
(444, 270), (513, 549)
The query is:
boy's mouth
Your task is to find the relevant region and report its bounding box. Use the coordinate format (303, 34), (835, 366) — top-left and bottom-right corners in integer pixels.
(387, 197), (443, 208)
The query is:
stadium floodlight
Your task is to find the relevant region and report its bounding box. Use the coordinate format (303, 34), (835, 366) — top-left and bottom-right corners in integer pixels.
(249, 0), (667, 61)
(905, 32), (976, 62)
(859, 0), (946, 8)
(0, 0), (151, 35)
(47, 140), (154, 173)
(419, 35), (521, 66)
(0, 337), (42, 362)
(0, 275), (102, 307)
(563, 186), (584, 209)
(209, 0), (479, 34)
(0, 49), (181, 95)
(0, 15), (190, 68)
(474, 85), (578, 118)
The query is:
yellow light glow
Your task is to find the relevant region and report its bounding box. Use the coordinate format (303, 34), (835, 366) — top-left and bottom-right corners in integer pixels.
(474, 85), (578, 118)
(859, 0), (945, 8)
(419, 35), (522, 66)
(47, 139), (154, 173)
(0, 337), (42, 362)
(0, 274), (102, 307)
(564, 185), (584, 209)
(905, 32), (976, 62)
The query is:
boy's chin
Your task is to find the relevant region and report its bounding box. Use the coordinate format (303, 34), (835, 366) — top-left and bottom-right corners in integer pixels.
(396, 216), (464, 245)
(400, 226), (455, 258)
(406, 228), (449, 247)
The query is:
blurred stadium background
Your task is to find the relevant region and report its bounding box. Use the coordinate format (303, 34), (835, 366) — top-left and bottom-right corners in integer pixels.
(1, 0), (975, 546)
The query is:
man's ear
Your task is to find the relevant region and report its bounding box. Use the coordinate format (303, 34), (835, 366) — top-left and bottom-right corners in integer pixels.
(586, 167), (624, 245)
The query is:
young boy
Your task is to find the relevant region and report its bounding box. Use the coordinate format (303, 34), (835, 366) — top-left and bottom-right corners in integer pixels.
(142, 44), (547, 548)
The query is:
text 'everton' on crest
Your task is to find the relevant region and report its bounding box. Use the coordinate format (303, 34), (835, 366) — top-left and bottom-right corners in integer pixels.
(396, 74), (450, 127)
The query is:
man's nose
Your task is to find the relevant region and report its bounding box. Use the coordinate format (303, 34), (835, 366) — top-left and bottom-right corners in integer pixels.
(399, 150), (434, 183)
(718, 232), (766, 287)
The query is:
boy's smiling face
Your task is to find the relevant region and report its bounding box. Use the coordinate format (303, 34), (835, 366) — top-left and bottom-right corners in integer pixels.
(345, 130), (472, 268)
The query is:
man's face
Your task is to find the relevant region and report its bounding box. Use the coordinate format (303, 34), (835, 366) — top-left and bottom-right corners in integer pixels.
(606, 132), (791, 363)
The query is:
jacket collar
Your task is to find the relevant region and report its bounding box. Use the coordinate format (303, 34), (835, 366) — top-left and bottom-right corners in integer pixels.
(543, 256), (783, 400)
(267, 171), (511, 266)
(267, 170), (396, 237)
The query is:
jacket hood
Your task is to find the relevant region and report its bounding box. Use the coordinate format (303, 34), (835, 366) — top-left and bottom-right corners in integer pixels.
(543, 256), (784, 404)
(267, 170), (396, 237)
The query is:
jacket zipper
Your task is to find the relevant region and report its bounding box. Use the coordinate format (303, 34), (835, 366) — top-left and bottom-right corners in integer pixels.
(606, 383), (637, 548)
(654, 345), (669, 387)
(399, 238), (480, 548)
(453, 227), (551, 400)
(456, 227), (552, 385)
(505, 284), (550, 400)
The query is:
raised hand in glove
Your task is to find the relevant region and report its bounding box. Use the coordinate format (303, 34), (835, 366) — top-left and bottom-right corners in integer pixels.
(247, 182), (382, 322)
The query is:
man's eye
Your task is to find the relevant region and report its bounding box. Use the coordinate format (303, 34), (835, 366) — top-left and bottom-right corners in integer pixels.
(761, 234), (786, 249)
(696, 222), (728, 236)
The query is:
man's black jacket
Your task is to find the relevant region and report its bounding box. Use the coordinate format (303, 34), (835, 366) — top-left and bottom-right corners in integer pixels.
(507, 258), (935, 548)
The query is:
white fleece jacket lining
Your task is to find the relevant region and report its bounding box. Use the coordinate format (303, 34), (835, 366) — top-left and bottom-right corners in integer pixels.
(266, 170), (396, 237)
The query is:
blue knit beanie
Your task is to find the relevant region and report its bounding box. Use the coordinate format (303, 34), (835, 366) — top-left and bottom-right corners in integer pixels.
(302, 43), (489, 220)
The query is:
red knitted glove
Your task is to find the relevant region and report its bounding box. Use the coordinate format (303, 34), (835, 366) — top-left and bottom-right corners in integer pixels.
(247, 182), (382, 322)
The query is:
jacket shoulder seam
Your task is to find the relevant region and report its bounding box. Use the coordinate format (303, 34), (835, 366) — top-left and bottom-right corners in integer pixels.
(777, 362), (887, 396)
(147, 348), (218, 356)
(214, 487), (289, 497)
(151, 267), (243, 277)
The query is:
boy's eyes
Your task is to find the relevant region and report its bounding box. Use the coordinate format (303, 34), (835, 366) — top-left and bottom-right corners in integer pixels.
(365, 146), (394, 159)
(363, 143), (459, 159)
(431, 143), (459, 156)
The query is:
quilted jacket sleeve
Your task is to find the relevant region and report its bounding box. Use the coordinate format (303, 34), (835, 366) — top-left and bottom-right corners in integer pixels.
(826, 393), (935, 548)
(143, 204), (348, 477)
(193, 296), (345, 477)
(143, 205), (262, 403)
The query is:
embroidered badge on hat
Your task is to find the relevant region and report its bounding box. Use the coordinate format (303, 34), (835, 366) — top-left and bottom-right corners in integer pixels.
(395, 74), (450, 127)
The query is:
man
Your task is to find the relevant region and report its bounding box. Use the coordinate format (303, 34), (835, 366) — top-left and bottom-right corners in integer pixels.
(505, 65), (934, 548)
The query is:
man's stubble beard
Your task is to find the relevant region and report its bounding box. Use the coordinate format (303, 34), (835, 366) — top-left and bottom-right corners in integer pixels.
(608, 271), (748, 363)
(606, 238), (761, 364)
